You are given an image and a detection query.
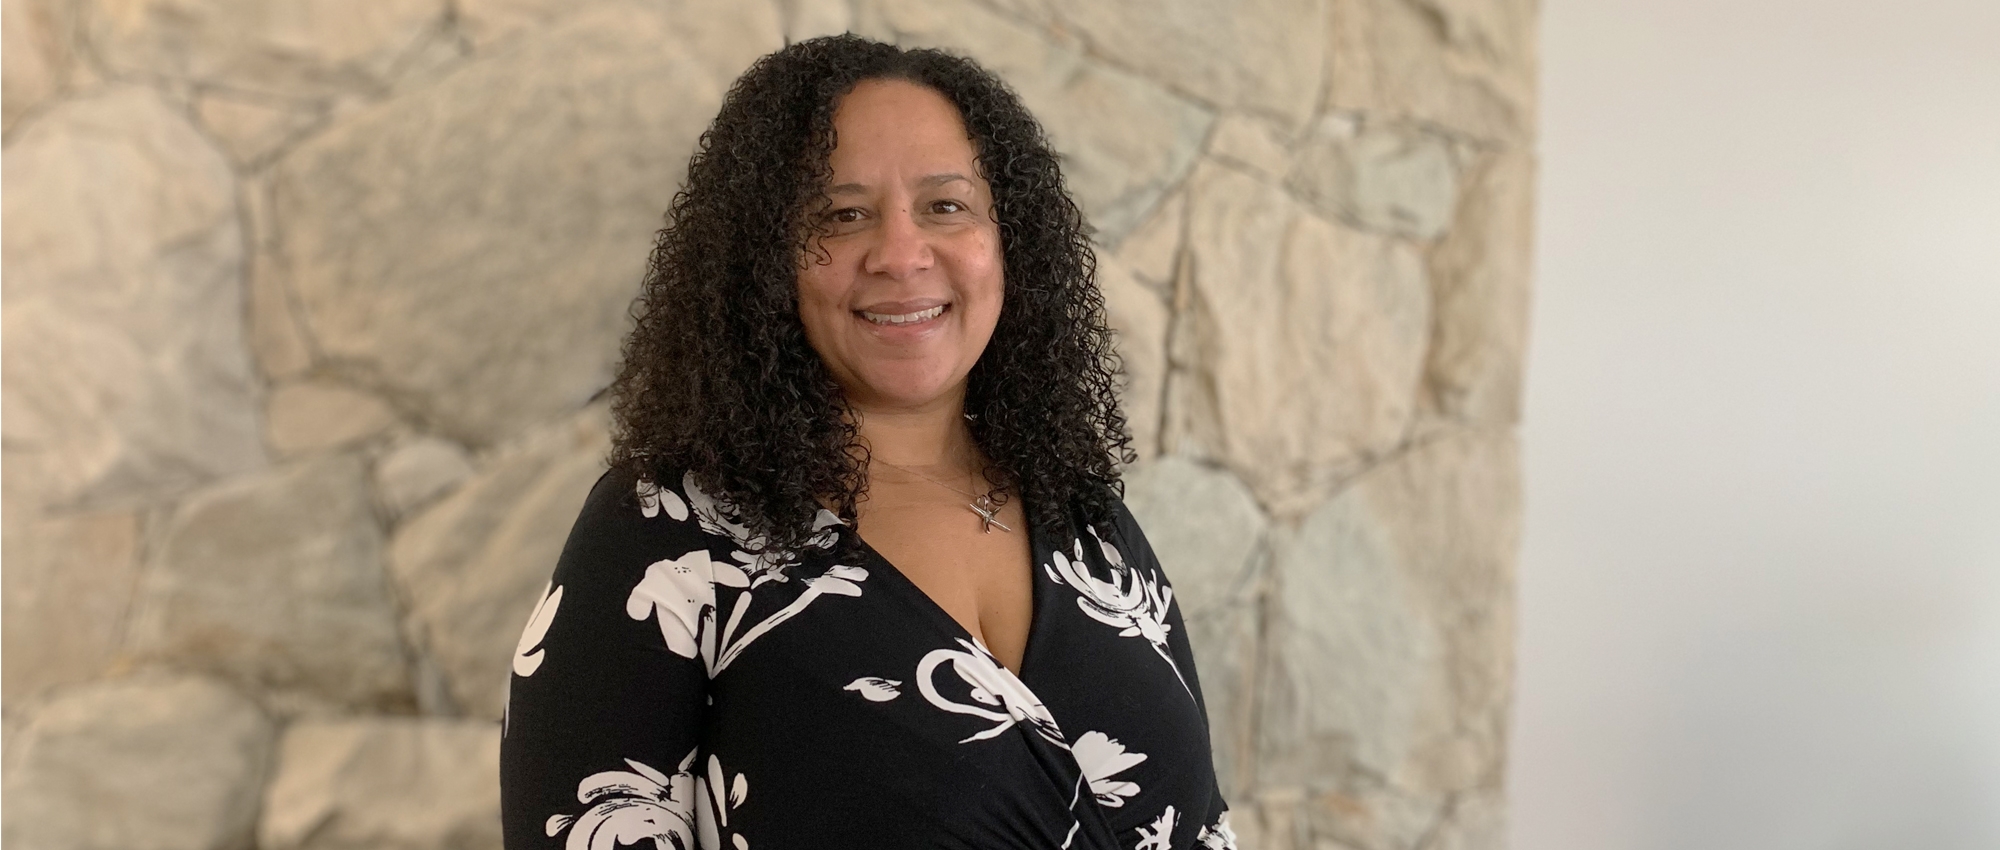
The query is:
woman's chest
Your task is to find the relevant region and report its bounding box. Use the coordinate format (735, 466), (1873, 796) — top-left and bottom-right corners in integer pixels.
(695, 523), (1217, 846)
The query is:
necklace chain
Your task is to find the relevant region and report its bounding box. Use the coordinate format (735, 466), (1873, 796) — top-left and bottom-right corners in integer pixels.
(871, 457), (1012, 534)
(873, 458), (982, 499)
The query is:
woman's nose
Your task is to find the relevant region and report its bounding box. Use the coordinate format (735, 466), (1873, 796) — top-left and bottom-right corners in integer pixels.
(862, 206), (933, 279)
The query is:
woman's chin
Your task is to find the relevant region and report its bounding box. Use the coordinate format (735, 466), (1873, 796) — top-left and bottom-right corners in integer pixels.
(847, 368), (966, 411)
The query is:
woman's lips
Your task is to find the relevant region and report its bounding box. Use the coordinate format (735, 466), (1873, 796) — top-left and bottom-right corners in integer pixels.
(858, 303), (946, 325)
(852, 301), (950, 338)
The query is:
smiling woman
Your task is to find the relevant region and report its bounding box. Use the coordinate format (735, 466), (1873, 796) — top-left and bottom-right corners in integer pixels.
(499, 35), (1236, 850)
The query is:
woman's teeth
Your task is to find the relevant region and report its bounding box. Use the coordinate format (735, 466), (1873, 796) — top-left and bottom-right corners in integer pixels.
(860, 305), (946, 325)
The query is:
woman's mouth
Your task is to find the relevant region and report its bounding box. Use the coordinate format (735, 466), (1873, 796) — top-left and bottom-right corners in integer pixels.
(858, 304), (948, 325)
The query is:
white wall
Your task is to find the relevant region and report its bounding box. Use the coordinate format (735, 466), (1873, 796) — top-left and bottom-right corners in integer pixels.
(1511, 1), (2000, 848)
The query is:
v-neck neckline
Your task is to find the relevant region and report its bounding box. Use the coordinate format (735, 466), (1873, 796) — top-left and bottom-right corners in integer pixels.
(841, 494), (1050, 683)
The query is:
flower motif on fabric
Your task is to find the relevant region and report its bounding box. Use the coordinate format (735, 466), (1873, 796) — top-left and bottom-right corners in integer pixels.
(1071, 731), (1148, 808)
(545, 751), (698, 850)
(916, 637), (1065, 745)
(546, 749), (750, 850)
(628, 547), (868, 677)
(514, 582), (563, 678)
(1135, 804), (1179, 850)
(636, 478), (690, 521)
(1196, 811), (1239, 849)
(1043, 526), (1191, 698)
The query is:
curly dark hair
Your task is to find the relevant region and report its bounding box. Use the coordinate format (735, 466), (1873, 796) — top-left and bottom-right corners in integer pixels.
(606, 33), (1134, 558)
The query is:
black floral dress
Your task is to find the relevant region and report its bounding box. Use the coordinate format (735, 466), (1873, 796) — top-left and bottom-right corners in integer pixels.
(500, 465), (1237, 850)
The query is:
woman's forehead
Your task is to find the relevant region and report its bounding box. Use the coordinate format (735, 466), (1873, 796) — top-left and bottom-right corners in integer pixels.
(826, 79), (980, 181)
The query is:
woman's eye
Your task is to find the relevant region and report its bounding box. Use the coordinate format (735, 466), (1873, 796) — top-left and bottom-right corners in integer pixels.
(826, 208), (865, 224)
(930, 199), (967, 214)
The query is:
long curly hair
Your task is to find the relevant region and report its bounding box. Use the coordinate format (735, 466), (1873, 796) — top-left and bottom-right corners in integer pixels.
(607, 34), (1134, 558)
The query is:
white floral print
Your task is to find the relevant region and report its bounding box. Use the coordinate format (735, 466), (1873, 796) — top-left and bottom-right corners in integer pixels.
(628, 547), (868, 677)
(546, 749), (751, 850)
(637, 478), (690, 521)
(842, 677), (903, 701)
(515, 582), (563, 677)
(1043, 527), (1190, 698)
(1134, 804), (1179, 850)
(1071, 731), (1148, 808)
(693, 753), (751, 850)
(1196, 811), (1239, 849)
(673, 472), (844, 586)
(916, 637), (1065, 745)
(545, 750), (698, 850)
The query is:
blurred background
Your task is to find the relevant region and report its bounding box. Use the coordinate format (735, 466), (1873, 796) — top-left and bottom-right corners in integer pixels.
(1512, 0), (2000, 848)
(4, 0), (1531, 848)
(3, 0), (1994, 848)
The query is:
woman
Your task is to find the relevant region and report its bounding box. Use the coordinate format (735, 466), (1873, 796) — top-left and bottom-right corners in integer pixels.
(501, 34), (1235, 850)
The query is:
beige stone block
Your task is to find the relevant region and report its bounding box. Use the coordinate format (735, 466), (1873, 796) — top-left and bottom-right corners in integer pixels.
(1289, 116), (1463, 241)
(1114, 188), (1184, 290)
(1256, 428), (1520, 795)
(463, 0), (782, 62)
(2, 85), (264, 509)
(265, 380), (400, 456)
(780, 0), (853, 43)
(260, 717), (501, 850)
(1122, 456), (1266, 618)
(1302, 784), (1447, 850)
(454, 0), (577, 48)
(1206, 113), (1294, 180)
(856, 0), (1211, 243)
(83, 0), (445, 98)
(127, 453), (413, 711)
(2, 674), (274, 850)
(1428, 788), (1506, 850)
(1325, 0), (1537, 144)
(389, 406), (611, 719)
(374, 435), (477, 520)
(1122, 455), (1267, 795)
(1100, 254), (1169, 461)
(274, 2), (772, 447)
(194, 89), (323, 167)
(1423, 149), (1537, 427)
(1173, 160), (1430, 517)
(2, 0), (80, 133)
(1053, 0), (1327, 127)
(241, 176), (317, 380)
(0, 503), (142, 701)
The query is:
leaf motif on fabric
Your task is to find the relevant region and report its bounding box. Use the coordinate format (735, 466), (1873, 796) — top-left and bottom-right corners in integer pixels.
(514, 582), (563, 677)
(637, 477), (690, 521)
(1197, 811), (1240, 849)
(1135, 804), (1178, 850)
(915, 638), (1066, 745)
(843, 677), (903, 702)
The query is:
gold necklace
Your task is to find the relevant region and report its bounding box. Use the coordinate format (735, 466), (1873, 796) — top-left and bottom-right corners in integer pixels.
(872, 458), (1013, 534)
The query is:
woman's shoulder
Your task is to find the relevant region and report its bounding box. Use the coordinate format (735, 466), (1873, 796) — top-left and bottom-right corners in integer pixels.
(572, 462), (844, 560)
(553, 464), (726, 585)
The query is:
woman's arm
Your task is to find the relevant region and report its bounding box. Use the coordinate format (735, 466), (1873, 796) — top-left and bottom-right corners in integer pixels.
(500, 468), (712, 850)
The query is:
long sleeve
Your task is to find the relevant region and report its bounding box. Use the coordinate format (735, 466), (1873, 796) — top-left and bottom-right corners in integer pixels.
(1109, 499), (1241, 850)
(500, 467), (713, 850)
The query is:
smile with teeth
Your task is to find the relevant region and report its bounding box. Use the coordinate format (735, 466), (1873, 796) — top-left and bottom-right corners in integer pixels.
(859, 304), (947, 325)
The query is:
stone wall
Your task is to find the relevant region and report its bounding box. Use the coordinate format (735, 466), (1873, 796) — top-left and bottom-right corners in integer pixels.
(1, 1), (1536, 848)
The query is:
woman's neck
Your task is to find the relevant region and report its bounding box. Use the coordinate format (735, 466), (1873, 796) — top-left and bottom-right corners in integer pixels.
(849, 386), (979, 474)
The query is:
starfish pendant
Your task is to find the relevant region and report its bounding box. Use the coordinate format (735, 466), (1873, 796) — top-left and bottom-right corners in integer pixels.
(968, 496), (1013, 533)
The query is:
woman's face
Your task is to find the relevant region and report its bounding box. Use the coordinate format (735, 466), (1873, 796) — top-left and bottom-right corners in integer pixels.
(795, 78), (1005, 413)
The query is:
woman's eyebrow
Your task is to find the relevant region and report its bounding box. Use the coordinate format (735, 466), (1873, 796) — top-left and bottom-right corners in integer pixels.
(917, 172), (972, 189)
(825, 173), (972, 196)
